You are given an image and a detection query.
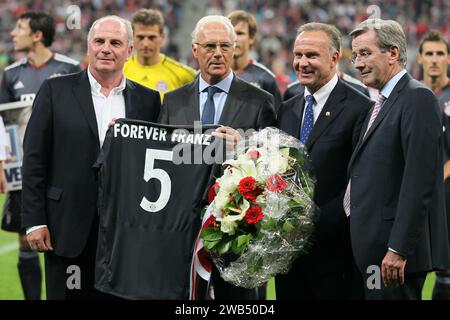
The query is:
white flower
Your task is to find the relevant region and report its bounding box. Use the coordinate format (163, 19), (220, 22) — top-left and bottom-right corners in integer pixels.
(216, 199), (250, 227)
(214, 189), (230, 212)
(220, 219), (238, 235)
(267, 151), (288, 174)
(218, 167), (243, 193)
(240, 159), (257, 177)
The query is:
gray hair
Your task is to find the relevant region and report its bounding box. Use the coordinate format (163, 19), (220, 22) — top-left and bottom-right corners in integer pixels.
(297, 22), (342, 55)
(191, 15), (237, 44)
(350, 18), (407, 67)
(87, 15), (133, 46)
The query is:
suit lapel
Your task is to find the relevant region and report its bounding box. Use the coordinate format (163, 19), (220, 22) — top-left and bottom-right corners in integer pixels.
(306, 80), (346, 150)
(183, 79), (200, 124)
(72, 70), (99, 145)
(349, 73), (410, 169)
(218, 77), (246, 126)
(124, 79), (139, 119)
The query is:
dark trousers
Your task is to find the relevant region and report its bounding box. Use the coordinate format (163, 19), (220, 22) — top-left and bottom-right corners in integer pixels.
(362, 272), (427, 300)
(275, 252), (363, 300)
(44, 215), (116, 300)
(276, 271), (355, 300)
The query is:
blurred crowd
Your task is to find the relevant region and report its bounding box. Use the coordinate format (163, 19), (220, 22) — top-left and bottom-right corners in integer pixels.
(1, 0), (449, 86)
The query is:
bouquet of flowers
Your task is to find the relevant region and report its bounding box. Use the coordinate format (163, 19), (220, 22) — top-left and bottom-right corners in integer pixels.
(197, 127), (316, 289)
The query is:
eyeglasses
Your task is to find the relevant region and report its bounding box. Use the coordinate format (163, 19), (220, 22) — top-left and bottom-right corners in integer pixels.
(195, 42), (234, 53)
(351, 48), (388, 64)
(350, 50), (372, 64)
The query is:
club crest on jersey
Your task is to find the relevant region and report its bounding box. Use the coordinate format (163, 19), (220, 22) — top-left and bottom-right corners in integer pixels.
(156, 81), (169, 93)
(13, 81), (24, 90)
(445, 101), (450, 116)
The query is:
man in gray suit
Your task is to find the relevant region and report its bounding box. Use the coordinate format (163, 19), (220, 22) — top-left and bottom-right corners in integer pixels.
(158, 15), (276, 300)
(346, 18), (450, 299)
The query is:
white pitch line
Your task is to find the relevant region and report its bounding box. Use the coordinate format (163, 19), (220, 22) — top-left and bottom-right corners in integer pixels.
(0, 242), (19, 255)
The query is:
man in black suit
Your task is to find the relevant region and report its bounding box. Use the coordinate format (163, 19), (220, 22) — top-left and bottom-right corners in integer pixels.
(346, 18), (450, 299)
(21, 16), (161, 299)
(158, 15), (276, 300)
(275, 23), (372, 299)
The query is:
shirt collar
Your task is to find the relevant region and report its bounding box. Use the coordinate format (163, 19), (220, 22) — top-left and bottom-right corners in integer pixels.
(304, 73), (338, 106)
(87, 67), (126, 96)
(380, 69), (407, 99)
(199, 71), (234, 94)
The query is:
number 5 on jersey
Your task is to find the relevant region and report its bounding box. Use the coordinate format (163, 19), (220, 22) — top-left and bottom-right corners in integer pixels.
(140, 148), (173, 213)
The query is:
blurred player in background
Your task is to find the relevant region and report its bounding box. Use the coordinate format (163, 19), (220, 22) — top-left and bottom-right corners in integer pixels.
(227, 10), (282, 112)
(0, 11), (80, 300)
(123, 8), (197, 100)
(417, 30), (450, 300)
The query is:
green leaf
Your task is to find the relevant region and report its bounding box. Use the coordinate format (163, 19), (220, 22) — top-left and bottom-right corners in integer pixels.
(204, 239), (221, 251)
(237, 234), (251, 248)
(230, 234), (253, 255)
(234, 191), (243, 205)
(261, 217), (277, 231)
(201, 227), (223, 242)
(217, 239), (232, 255)
(282, 220), (295, 233)
(289, 147), (301, 160)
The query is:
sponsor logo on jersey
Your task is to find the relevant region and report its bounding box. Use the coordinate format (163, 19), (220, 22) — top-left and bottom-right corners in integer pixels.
(49, 73), (63, 78)
(13, 81), (24, 90)
(249, 82), (261, 89)
(156, 80), (169, 93)
(20, 93), (36, 102)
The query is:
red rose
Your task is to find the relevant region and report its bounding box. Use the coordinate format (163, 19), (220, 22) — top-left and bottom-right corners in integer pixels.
(243, 192), (257, 202)
(245, 206), (264, 224)
(238, 177), (256, 195)
(248, 150), (261, 160)
(266, 174), (287, 192)
(243, 186), (264, 202)
(207, 183), (220, 204)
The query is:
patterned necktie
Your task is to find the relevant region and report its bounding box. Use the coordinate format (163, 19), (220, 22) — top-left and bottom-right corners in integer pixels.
(299, 95), (315, 144)
(201, 86), (221, 125)
(363, 93), (386, 138)
(343, 93), (386, 217)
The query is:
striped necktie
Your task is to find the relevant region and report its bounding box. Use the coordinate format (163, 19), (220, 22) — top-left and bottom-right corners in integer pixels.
(343, 93), (386, 217)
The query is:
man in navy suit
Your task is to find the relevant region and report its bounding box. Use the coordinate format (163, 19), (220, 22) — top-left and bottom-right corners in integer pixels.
(346, 18), (450, 299)
(276, 22), (372, 299)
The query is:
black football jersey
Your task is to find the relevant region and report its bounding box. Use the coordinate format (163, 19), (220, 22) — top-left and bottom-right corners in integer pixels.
(235, 60), (282, 112)
(95, 119), (222, 299)
(0, 53), (80, 125)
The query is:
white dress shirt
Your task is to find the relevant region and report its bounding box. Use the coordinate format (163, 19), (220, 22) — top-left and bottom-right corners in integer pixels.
(87, 67), (126, 147)
(302, 73), (339, 125)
